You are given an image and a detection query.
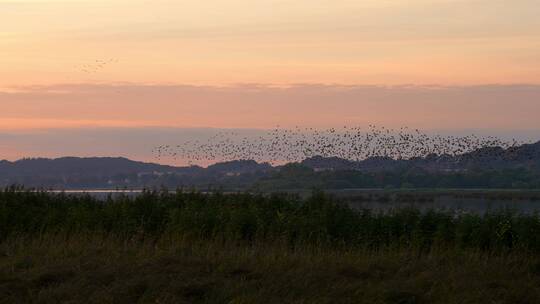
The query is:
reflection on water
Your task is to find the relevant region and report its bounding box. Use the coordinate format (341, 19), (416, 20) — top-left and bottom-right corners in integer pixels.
(346, 196), (540, 215)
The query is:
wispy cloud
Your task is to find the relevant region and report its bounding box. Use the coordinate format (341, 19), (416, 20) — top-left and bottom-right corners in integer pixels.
(2, 83), (540, 131)
(3, 0), (540, 86)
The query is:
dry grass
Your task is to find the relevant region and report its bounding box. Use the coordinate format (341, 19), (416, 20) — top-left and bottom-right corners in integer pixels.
(2, 235), (540, 304)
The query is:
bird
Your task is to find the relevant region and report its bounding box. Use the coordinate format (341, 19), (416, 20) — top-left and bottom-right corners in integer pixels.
(76, 58), (119, 74)
(151, 125), (530, 171)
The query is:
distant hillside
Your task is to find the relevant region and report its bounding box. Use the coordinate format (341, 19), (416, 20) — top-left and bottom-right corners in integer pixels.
(0, 157), (181, 178)
(1, 141), (539, 189)
(206, 160), (273, 175)
(299, 141), (540, 172)
(0, 157), (272, 189)
(301, 156), (357, 171)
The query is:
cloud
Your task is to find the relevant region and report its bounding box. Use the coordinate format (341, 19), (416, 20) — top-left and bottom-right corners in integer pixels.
(2, 83), (540, 130)
(3, 0), (540, 86)
(2, 82), (540, 164)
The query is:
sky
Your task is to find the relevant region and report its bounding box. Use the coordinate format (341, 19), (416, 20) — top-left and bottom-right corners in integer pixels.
(2, 0), (540, 164)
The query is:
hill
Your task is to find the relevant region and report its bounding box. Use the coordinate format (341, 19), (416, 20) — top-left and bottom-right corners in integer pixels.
(299, 141), (540, 172)
(1, 141), (538, 189)
(0, 157), (272, 189)
(0, 157), (182, 177)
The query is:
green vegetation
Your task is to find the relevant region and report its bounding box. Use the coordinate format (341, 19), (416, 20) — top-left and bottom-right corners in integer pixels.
(3, 188), (540, 303)
(255, 165), (540, 190)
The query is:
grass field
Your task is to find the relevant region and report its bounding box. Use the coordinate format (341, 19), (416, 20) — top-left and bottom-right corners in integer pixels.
(2, 187), (540, 303)
(4, 236), (540, 303)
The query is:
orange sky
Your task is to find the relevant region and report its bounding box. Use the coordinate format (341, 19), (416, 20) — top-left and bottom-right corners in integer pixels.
(2, 83), (540, 130)
(2, 0), (540, 88)
(1, 0), (540, 162)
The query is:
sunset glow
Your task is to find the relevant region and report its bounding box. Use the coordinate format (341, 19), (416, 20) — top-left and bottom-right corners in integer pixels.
(3, 0), (540, 87)
(2, 0), (540, 162)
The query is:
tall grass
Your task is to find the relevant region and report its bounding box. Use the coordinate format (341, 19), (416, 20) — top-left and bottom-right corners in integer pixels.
(6, 187), (540, 303)
(2, 186), (540, 253)
(4, 233), (540, 303)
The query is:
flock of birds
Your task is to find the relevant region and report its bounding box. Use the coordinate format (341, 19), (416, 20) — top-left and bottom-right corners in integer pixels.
(153, 125), (531, 166)
(76, 58), (119, 74)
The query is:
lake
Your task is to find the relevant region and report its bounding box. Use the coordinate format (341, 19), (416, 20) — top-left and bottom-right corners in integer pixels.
(44, 188), (540, 214)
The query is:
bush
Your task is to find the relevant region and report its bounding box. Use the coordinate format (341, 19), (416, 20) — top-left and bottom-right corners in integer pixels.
(3, 187), (540, 252)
